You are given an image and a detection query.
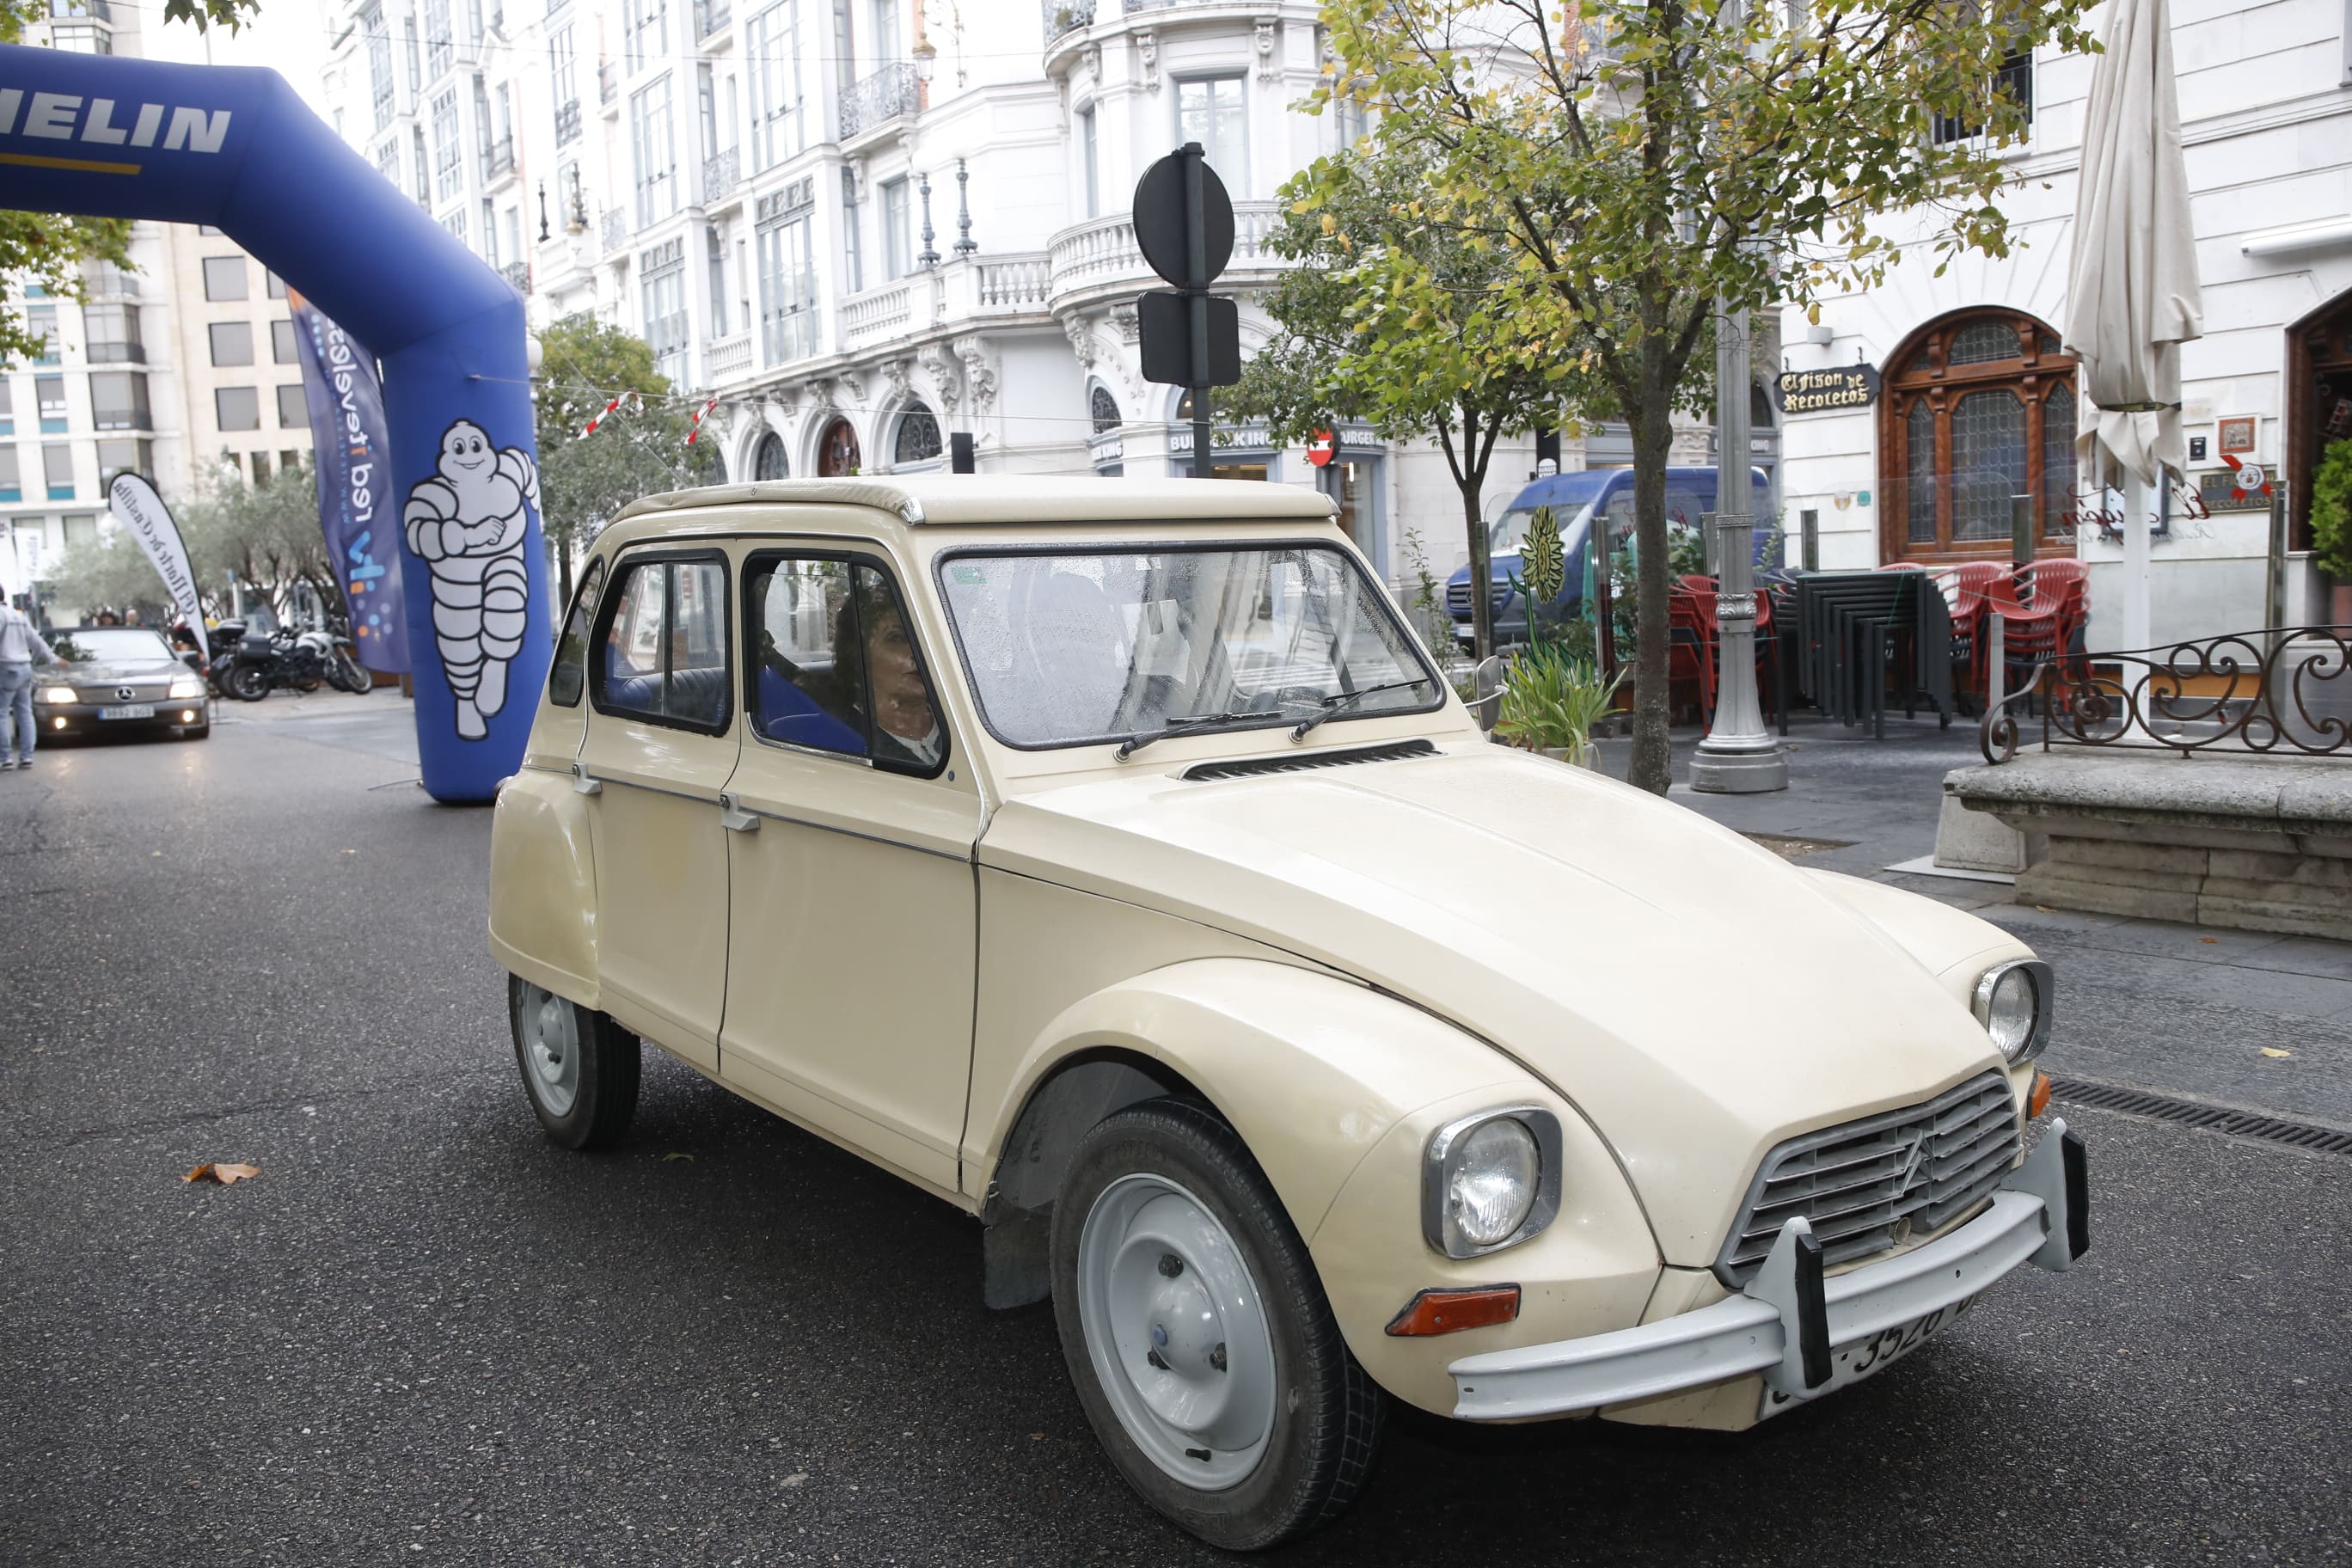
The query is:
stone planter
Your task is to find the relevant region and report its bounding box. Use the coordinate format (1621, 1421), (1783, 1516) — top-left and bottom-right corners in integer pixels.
(1534, 741), (1600, 769)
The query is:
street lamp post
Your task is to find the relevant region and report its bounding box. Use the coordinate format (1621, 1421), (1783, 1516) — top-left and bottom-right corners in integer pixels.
(1690, 297), (1789, 793)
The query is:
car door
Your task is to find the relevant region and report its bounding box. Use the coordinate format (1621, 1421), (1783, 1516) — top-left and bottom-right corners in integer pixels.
(716, 546), (980, 1194)
(577, 546), (741, 1072)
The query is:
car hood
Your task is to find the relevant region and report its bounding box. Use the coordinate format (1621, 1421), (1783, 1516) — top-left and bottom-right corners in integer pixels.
(58, 658), (187, 686)
(978, 742), (2006, 1267)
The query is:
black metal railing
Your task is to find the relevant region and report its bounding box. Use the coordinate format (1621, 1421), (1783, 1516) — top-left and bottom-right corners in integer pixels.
(1981, 627), (2352, 764)
(701, 147), (739, 203)
(838, 62), (919, 139)
(1042, 0), (1093, 40)
(500, 260), (531, 295)
(554, 98), (582, 144)
(694, 0), (731, 34)
(599, 61), (617, 104)
(483, 135), (514, 180)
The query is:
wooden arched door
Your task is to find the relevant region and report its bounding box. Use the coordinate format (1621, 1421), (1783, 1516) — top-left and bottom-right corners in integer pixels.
(2288, 287), (2352, 553)
(817, 418), (861, 477)
(1880, 309), (2079, 564)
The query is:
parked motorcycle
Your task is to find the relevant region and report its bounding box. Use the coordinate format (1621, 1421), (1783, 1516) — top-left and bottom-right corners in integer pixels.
(223, 628), (329, 701)
(294, 623), (374, 694)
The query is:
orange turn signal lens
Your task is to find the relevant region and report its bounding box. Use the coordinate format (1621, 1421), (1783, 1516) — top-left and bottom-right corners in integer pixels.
(2029, 1069), (2052, 1121)
(1384, 1285), (1521, 1338)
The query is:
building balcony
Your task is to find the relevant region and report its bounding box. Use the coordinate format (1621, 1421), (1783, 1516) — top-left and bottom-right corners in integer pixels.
(554, 98), (583, 145)
(49, 0), (111, 20)
(707, 332), (754, 383)
(1045, 200), (1287, 311)
(86, 340), (145, 364)
(501, 260), (532, 296)
(841, 279), (917, 347)
(974, 254), (1051, 312)
(839, 63), (919, 142)
(701, 147), (741, 205)
(598, 61), (618, 107)
(482, 136), (516, 183)
(694, 0), (732, 36)
(1042, 0), (1093, 41)
(601, 208), (628, 255)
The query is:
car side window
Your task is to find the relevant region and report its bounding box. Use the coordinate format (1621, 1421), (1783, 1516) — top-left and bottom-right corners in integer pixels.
(548, 558), (607, 707)
(592, 555), (732, 733)
(744, 553), (947, 777)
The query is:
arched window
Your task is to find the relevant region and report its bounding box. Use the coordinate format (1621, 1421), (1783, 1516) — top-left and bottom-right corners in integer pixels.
(1090, 385), (1122, 433)
(753, 431), (788, 481)
(1880, 309), (2078, 562)
(892, 403), (941, 467)
(817, 417), (860, 477)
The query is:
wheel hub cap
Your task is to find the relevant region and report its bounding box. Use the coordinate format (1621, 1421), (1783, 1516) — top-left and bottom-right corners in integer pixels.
(518, 984), (580, 1116)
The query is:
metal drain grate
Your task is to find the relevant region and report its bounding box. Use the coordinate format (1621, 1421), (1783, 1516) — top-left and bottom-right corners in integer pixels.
(2049, 1077), (2352, 1156)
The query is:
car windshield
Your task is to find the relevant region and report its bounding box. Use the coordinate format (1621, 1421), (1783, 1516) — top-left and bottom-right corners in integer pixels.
(61, 628), (175, 663)
(1488, 472), (1614, 555)
(938, 544), (1445, 749)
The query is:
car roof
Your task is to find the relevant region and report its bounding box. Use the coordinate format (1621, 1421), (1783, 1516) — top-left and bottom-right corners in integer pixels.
(607, 475), (1340, 538)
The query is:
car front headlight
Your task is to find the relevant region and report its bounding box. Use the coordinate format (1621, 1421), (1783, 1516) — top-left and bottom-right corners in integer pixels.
(38, 686), (77, 705)
(168, 677), (206, 698)
(1973, 958), (2052, 1064)
(1422, 1106), (1563, 1258)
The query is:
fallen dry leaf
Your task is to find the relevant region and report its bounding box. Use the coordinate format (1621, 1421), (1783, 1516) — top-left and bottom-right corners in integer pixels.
(2259, 1048), (2294, 1060)
(2034, 905), (2056, 913)
(2199, 936), (2219, 944)
(184, 1161), (260, 1185)
(662, 1150), (695, 1162)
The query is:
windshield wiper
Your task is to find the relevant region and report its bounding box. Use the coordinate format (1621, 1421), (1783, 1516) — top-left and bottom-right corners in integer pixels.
(1113, 708), (1265, 763)
(1289, 677), (1436, 743)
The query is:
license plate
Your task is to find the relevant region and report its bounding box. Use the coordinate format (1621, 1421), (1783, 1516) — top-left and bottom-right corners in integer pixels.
(98, 704), (156, 720)
(1758, 1294), (1975, 1419)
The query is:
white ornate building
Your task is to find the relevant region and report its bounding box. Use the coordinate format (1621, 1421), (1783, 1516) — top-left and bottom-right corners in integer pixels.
(315, 0), (1564, 588)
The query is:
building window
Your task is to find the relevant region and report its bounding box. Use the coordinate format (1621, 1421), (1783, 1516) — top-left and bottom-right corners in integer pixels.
(27, 300), (58, 364)
(841, 166), (862, 294)
(707, 224), (728, 337)
(1932, 52), (2033, 144)
(85, 303), (143, 363)
(364, 2), (394, 130)
(217, 386), (262, 432)
(753, 431), (787, 479)
(475, 77), (497, 180)
(868, 0), (900, 63)
(879, 175), (910, 279)
(210, 320), (254, 366)
(96, 438), (152, 482)
(64, 513), (97, 548)
(90, 371), (151, 432)
(36, 375), (68, 432)
(0, 448), (18, 502)
(272, 318), (299, 364)
(376, 138), (401, 186)
(640, 238), (689, 383)
(252, 451), (273, 486)
(1091, 385), (1121, 433)
(745, 0), (805, 168)
(891, 403), (940, 467)
(624, 0), (667, 70)
(277, 385), (309, 427)
(44, 444), (73, 499)
(424, 0), (453, 78)
(550, 25), (582, 143)
(631, 76), (677, 227)
(1079, 105), (1098, 218)
(0, 378), (12, 437)
(202, 255), (248, 301)
(756, 182), (818, 365)
(432, 89), (463, 202)
(413, 126), (432, 207)
(1176, 75), (1246, 193)
(403, 16), (420, 99)
(1881, 309), (2077, 562)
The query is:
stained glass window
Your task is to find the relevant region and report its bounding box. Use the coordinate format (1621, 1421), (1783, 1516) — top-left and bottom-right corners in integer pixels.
(1906, 401), (1937, 544)
(1951, 389), (2026, 541)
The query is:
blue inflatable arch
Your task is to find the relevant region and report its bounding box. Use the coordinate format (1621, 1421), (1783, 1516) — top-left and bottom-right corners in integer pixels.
(0, 45), (547, 803)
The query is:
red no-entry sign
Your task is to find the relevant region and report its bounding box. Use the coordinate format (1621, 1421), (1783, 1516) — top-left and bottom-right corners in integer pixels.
(1307, 430), (1336, 468)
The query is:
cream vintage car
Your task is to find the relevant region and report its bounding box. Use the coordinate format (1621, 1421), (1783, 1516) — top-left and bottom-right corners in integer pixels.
(488, 476), (2088, 1551)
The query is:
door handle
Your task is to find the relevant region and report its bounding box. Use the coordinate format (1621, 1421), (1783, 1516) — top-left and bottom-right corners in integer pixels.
(571, 764), (601, 795)
(719, 793), (759, 833)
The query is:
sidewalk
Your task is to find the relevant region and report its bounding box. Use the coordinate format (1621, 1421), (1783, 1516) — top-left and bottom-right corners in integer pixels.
(1596, 715), (2352, 1129)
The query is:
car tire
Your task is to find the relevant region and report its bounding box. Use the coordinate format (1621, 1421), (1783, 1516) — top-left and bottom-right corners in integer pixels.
(1050, 1099), (1382, 1552)
(506, 975), (640, 1150)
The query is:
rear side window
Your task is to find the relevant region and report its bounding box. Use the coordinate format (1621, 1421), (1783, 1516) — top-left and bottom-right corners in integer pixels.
(744, 552), (946, 776)
(591, 554), (732, 733)
(548, 558), (607, 707)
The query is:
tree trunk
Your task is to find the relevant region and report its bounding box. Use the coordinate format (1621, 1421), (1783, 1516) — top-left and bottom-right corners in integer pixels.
(1461, 466), (1494, 663)
(1626, 346), (1679, 796)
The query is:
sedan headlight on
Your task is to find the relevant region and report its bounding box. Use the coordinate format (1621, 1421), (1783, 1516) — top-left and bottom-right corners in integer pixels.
(1973, 958), (2053, 1063)
(38, 686), (77, 705)
(168, 677), (206, 699)
(1422, 1106), (1563, 1258)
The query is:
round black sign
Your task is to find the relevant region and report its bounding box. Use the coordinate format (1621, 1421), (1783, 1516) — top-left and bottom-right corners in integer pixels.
(1132, 149), (1234, 289)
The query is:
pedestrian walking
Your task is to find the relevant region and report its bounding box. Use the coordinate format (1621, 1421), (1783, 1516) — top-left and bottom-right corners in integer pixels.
(0, 595), (62, 771)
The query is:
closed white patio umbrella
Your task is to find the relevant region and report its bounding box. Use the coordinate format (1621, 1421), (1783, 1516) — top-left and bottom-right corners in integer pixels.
(2063, 0), (2203, 651)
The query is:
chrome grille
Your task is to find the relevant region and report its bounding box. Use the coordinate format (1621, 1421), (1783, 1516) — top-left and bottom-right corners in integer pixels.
(1714, 1072), (2020, 1286)
(82, 682), (172, 702)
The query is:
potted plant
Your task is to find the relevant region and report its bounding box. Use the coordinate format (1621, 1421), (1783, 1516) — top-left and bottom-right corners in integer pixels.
(2311, 436), (2352, 626)
(1494, 640), (1626, 768)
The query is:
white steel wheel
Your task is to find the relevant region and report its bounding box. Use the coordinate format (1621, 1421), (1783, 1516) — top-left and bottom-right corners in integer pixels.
(1050, 1099), (1382, 1552)
(505, 975), (640, 1150)
(1075, 1173), (1280, 1490)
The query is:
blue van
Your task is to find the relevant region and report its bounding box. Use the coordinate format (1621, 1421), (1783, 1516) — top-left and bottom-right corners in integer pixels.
(1446, 466), (1773, 648)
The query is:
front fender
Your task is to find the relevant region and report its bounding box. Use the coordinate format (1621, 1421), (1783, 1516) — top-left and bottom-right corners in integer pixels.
(487, 769), (600, 1007)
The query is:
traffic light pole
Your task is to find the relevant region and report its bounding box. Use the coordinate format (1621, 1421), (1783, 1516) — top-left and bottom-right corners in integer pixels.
(1185, 143), (1214, 478)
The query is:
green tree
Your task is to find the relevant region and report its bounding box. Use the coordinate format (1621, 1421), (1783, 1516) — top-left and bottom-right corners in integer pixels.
(0, 0), (261, 361)
(533, 313), (719, 603)
(1314, 0), (2098, 792)
(46, 459), (330, 626)
(1231, 139), (1598, 661)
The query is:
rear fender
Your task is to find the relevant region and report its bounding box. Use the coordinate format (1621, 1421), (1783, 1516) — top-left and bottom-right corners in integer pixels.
(488, 769), (600, 1008)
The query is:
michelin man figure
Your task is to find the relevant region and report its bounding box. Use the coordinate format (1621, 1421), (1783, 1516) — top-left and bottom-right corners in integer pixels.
(403, 419), (539, 739)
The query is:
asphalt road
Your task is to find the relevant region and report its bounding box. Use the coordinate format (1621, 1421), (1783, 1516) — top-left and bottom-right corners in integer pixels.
(3, 709), (2347, 1567)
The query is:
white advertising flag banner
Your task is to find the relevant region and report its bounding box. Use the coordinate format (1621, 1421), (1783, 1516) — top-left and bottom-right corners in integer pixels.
(107, 473), (207, 646)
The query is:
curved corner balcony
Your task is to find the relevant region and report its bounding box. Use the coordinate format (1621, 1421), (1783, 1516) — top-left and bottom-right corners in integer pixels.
(1045, 201), (1289, 314)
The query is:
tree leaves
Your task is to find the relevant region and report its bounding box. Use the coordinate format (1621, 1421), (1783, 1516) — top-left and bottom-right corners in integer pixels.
(184, 1162), (260, 1185)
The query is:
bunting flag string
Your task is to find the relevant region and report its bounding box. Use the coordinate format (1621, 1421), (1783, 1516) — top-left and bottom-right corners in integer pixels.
(579, 395), (622, 438)
(686, 396), (719, 445)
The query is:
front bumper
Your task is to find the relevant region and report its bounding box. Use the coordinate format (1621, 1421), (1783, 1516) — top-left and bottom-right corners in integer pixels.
(1449, 1118), (2088, 1421)
(39, 701), (209, 738)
